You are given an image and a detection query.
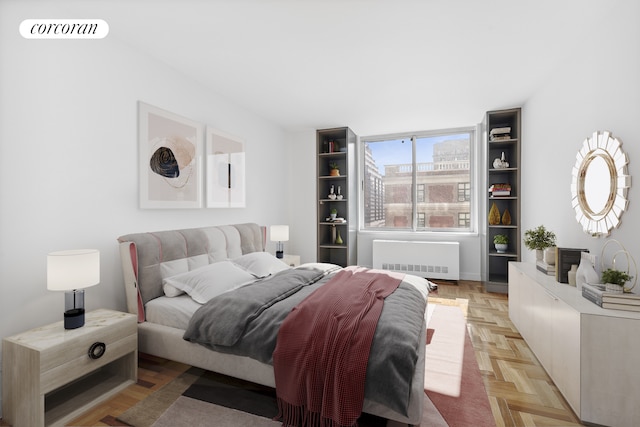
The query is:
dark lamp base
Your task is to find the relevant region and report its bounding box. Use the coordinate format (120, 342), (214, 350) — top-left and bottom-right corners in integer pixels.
(64, 308), (85, 329)
(276, 251), (283, 259)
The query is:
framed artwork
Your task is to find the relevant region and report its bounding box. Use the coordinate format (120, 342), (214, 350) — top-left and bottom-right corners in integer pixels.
(138, 102), (203, 208)
(205, 126), (246, 208)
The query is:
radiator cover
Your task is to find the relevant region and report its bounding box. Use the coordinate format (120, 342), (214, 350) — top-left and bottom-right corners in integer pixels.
(372, 240), (460, 281)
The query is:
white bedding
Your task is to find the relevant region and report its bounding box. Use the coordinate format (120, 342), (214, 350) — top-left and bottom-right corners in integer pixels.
(145, 295), (201, 329)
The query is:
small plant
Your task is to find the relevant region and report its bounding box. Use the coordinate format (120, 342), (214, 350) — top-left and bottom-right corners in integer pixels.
(523, 225), (556, 250)
(493, 234), (509, 244)
(601, 268), (633, 286)
(329, 162), (339, 170)
(330, 208), (337, 215)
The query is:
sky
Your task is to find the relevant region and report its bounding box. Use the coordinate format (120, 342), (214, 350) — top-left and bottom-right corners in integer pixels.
(366, 133), (470, 175)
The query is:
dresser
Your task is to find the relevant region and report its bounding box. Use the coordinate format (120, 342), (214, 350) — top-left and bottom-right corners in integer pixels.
(509, 262), (640, 427)
(2, 309), (137, 427)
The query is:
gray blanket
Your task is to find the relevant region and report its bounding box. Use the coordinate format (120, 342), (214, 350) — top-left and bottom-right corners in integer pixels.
(183, 266), (426, 415)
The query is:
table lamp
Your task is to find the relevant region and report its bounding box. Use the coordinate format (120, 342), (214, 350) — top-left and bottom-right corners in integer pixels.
(47, 249), (100, 329)
(270, 225), (289, 259)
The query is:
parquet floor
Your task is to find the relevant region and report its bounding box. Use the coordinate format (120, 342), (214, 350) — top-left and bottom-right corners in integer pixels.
(0, 281), (585, 427)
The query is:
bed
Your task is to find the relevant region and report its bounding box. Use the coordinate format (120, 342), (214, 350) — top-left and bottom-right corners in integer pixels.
(117, 223), (430, 425)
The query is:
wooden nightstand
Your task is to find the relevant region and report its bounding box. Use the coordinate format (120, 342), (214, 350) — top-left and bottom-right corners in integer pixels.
(282, 254), (301, 267)
(2, 309), (137, 427)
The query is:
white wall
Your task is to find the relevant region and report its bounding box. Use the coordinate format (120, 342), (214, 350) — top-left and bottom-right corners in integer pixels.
(521, 1), (640, 278)
(0, 2), (290, 410)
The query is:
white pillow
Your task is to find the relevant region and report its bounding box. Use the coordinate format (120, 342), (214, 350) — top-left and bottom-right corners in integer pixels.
(232, 252), (290, 278)
(162, 261), (257, 304)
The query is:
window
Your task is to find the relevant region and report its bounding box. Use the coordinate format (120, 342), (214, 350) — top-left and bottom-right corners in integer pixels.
(362, 128), (474, 231)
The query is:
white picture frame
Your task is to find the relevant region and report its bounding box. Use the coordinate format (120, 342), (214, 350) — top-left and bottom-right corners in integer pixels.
(205, 126), (246, 208)
(138, 102), (203, 208)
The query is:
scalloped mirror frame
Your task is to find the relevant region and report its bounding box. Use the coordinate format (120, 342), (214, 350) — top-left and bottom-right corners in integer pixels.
(571, 131), (631, 237)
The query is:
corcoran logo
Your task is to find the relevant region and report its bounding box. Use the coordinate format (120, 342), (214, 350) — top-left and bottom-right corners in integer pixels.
(20, 19), (109, 39)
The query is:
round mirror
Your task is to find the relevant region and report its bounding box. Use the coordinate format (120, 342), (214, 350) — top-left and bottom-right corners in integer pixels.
(571, 131), (631, 237)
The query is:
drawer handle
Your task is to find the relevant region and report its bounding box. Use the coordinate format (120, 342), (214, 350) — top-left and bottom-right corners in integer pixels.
(88, 342), (106, 359)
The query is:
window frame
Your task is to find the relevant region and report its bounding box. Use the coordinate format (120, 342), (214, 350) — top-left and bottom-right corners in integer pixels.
(359, 126), (478, 234)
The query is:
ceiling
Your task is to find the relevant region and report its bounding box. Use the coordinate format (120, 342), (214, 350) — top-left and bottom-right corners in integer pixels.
(64, 0), (618, 135)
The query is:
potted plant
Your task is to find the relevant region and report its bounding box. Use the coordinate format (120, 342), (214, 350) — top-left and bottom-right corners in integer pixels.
(601, 268), (633, 294)
(524, 225), (556, 261)
(493, 234), (509, 253)
(329, 162), (340, 176)
(329, 208), (337, 221)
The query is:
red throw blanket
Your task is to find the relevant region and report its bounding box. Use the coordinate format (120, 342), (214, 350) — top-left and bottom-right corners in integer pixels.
(273, 267), (403, 427)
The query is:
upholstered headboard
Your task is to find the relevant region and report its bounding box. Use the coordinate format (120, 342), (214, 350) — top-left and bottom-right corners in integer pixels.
(117, 223), (266, 321)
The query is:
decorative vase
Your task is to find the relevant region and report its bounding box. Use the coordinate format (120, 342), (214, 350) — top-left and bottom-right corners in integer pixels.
(544, 247), (556, 265)
(536, 249), (543, 262)
(605, 283), (624, 294)
(330, 168), (340, 176)
(501, 208), (511, 225)
(575, 252), (599, 291)
(567, 264), (578, 286)
(330, 213), (337, 221)
(335, 230), (343, 245)
(488, 202), (501, 225)
(495, 243), (508, 253)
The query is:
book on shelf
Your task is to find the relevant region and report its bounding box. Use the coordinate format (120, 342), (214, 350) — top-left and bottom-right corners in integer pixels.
(582, 283), (605, 306)
(325, 217), (346, 223)
(490, 134), (512, 141)
(488, 183), (511, 196)
(490, 126), (511, 135)
(555, 247), (588, 283)
(536, 260), (555, 275)
(602, 302), (640, 312)
(602, 293), (640, 305)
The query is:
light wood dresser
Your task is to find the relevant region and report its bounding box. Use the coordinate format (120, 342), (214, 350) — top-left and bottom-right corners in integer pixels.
(509, 262), (640, 427)
(2, 309), (137, 427)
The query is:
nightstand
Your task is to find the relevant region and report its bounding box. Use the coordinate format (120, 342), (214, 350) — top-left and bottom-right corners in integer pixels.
(2, 309), (137, 427)
(282, 254), (301, 267)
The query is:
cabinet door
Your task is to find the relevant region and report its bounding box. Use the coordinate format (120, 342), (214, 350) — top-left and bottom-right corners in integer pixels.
(530, 285), (554, 370)
(550, 297), (580, 415)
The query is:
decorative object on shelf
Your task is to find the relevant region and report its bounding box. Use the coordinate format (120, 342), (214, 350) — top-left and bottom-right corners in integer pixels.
(501, 208), (511, 225)
(270, 225), (289, 259)
(492, 152), (510, 169)
(336, 185), (343, 200)
(328, 185), (336, 200)
(575, 251), (599, 291)
(571, 130), (631, 237)
(488, 202), (501, 225)
(47, 249), (100, 329)
(544, 246), (556, 265)
(523, 225), (556, 261)
(556, 247), (588, 284)
(329, 208), (337, 221)
(335, 230), (343, 245)
(568, 264), (578, 286)
(329, 162), (340, 176)
(600, 239), (637, 292)
(493, 234), (509, 253)
(601, 268), (632, 294)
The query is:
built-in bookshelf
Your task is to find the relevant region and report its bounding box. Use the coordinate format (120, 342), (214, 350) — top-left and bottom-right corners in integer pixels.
(485, 108), (521, 293)
(316, 127), (357, 267)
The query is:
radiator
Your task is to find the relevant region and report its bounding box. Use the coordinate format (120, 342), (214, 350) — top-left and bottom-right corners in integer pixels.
(372, 240), (460, 281)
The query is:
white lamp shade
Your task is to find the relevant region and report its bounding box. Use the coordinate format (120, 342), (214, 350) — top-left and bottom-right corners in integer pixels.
(270, 225), (289, 242)
(47, 249), (100, 291)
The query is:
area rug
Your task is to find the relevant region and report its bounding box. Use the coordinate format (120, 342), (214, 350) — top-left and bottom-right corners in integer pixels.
(118, 299), (494, 427)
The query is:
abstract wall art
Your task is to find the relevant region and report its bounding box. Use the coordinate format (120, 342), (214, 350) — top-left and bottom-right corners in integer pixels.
(138, 102), (203, 208)
(205, 126), (246, 208)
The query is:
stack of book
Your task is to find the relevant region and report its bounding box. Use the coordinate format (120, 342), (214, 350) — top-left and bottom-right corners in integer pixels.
(536, 260), (555, 276)
(489, 126), (511, 141)
(488, 183), (511, 197)
(582, 283), (640, 312)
